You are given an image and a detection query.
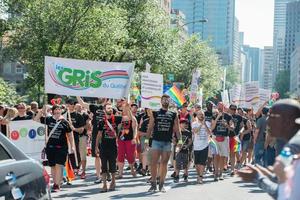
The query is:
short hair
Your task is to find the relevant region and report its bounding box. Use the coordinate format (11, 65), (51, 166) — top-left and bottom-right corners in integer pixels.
(51, 104), (62, 112)
(161, 94), (170, 99)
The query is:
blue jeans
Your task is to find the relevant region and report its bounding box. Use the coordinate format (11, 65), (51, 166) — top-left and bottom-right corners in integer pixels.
(254, 142), (265, 166)
(264, 146), (276, 167)
(151, 140), (172, 152)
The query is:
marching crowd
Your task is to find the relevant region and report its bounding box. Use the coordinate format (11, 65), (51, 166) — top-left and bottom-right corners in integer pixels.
(1, 96), (300, 199)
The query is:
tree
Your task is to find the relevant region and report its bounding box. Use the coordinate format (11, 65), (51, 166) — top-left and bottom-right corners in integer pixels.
(0, 78), (24, 105)
(274, 70), (290, 98)
(2, 0), (223, 100)
(225, 65), (240, 89)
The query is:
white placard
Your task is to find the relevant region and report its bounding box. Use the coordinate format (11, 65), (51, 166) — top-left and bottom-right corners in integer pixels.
(45, 56), (135, 99)
(221, 90), (230, 107)
(9, 120), (46, 161)
(190, 69), (201, 103)
(141, 72), (163, 110)
(244, 81), (260, 108)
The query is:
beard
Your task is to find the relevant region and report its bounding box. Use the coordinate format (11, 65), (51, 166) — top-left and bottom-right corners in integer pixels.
(162, 102), (169, 109)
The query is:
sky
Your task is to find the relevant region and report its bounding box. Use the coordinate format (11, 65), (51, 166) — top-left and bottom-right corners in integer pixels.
(235, 0), (274, 49)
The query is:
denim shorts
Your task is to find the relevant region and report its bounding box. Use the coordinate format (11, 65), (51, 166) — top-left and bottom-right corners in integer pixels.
(151, 140), (172, 152)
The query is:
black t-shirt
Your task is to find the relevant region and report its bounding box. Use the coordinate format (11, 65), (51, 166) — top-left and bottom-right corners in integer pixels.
(181, 129), (192, 154)
(0, 125), (7, 137)
(242, 117), (251, 141)
(152, 109), (177, 142)
(118, 120), (134, 141)
(41, 117), (72, 148)
(204, 111), (214, 123)
(89, 104), (105, 136)
(68, 112), (85, 143)
(229, 114), (243, 137)
(98, 115), (122, 140)
(12, 115), (32, 121)
(213, 113), (232, 137)
(139, 115), (149, 133)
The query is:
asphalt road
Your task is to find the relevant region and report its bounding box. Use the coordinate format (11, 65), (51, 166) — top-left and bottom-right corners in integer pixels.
(49, 157), (273, 200)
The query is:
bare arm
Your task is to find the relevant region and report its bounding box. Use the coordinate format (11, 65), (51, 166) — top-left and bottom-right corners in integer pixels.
(146, 110), (154, 139)
(132, 117), (138, 139)
(76, 96), (90, 110)
(174, 115), (182, 141)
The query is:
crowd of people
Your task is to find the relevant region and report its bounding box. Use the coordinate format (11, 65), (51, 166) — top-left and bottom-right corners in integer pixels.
(1, 96), (300, 199)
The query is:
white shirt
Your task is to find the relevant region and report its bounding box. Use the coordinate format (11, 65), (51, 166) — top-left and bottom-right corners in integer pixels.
(192, 121), (209, 151)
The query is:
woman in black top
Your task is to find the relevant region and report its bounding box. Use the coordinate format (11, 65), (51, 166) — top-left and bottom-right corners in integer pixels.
(35, 104), (75, 192)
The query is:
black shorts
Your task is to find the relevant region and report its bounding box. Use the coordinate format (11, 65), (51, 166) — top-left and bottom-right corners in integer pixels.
(194, 147), (209, 166)
(46, 146), (68, 167)
(100, 139), (117, 173)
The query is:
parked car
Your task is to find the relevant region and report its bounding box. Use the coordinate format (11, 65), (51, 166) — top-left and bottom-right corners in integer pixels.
(0, 133), (51, 200)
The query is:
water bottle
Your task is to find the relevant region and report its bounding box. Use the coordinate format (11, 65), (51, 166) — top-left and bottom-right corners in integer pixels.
(279, 147), (293, 167)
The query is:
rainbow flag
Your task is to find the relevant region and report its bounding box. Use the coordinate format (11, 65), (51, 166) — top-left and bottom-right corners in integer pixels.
(165, 86), (186, 106)
(209, 138), (218, 155)
(233, 137), (241, 153)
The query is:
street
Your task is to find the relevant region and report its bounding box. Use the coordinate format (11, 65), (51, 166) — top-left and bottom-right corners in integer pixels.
(50, 158), (273, 200)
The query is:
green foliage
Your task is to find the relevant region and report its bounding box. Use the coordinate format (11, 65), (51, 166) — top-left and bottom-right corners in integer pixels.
(0, 78), (24, 105)
(225, 65), (240, 89)
(274, 70), (290, 98)
(2, 0), (224, 100)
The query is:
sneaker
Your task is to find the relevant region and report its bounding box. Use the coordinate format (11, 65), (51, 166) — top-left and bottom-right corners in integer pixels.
(51, 184), (60, 193)
(107, 173), (112, 182)
(208, 167), (213, 173)
(230, 171), (235, 176)
(159, 183), (166, 193)
(148, 182), (157, 192)
(126, 166), (131, 171)
(183, 174), (188, 182)
(170, 172), (176, 178)
(214, 175), (218, 182)
(94, 178), (102, 184)
(80, 171), (86, 179)
(134, 162), (138, 169)
(173, 176), (179, 183)
(219, 174), (224, 180)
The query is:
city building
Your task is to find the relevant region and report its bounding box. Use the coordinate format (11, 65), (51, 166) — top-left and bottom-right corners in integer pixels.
(242, 45), (261, 82)
(172, 0), (236, 66)
(290, 46), (300, 97)
(284, 0), (300, 70)
(262, 47), (274, 90)
(273, 0), (296, 85)
(233, 17), (241, 67)
(170, 9), (188, 40)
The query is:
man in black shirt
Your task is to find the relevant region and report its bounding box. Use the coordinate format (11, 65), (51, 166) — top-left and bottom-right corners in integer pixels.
(77, 96), (107, 183)
(66, 99), (85, 173)
(146, 94), (182, 192)
(96, 103), (123, 192)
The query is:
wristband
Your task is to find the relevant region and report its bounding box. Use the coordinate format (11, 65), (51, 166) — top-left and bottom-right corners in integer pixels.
(144, 139), (149, 144)
(178, 139), (183, 145)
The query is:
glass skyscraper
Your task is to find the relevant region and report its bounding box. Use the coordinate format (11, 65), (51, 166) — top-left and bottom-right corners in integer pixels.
(172, 0), (235, 66)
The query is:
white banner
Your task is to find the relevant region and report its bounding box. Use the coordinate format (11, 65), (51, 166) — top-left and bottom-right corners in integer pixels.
(45, 56), (135, 99)
(141, 72), (163, 110)
(190, 69), (201, 103)
(232, 84), (242, 105)
(9, 120), (46, 161)
(221, 90), (230, 108)
(244, 81), (260, 108)
(253, 89), (272, 112)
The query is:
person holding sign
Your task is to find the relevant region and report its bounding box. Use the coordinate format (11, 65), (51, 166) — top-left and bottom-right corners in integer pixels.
(145, 94), (182, 193)
(34, 104), (75, 192)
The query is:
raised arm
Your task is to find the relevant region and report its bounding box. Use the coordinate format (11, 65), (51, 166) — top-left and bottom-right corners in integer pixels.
(76, 96), (90, 110)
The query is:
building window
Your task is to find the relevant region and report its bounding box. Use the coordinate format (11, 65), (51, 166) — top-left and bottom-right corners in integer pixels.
(3, 63), (11, 74)
(15, 65), (23, 74)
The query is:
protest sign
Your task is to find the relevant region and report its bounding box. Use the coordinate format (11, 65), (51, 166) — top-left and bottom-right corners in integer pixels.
(141, 72), (163, 110)
(190, 69), (201, 104)
(244, 81), (260, 108)
(9, 120), (45, 161)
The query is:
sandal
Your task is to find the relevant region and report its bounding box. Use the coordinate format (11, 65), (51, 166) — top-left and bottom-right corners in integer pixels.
(100, 188), (108, 193)
(109, 184), (116, 191)
(116, 175), (123, 180)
